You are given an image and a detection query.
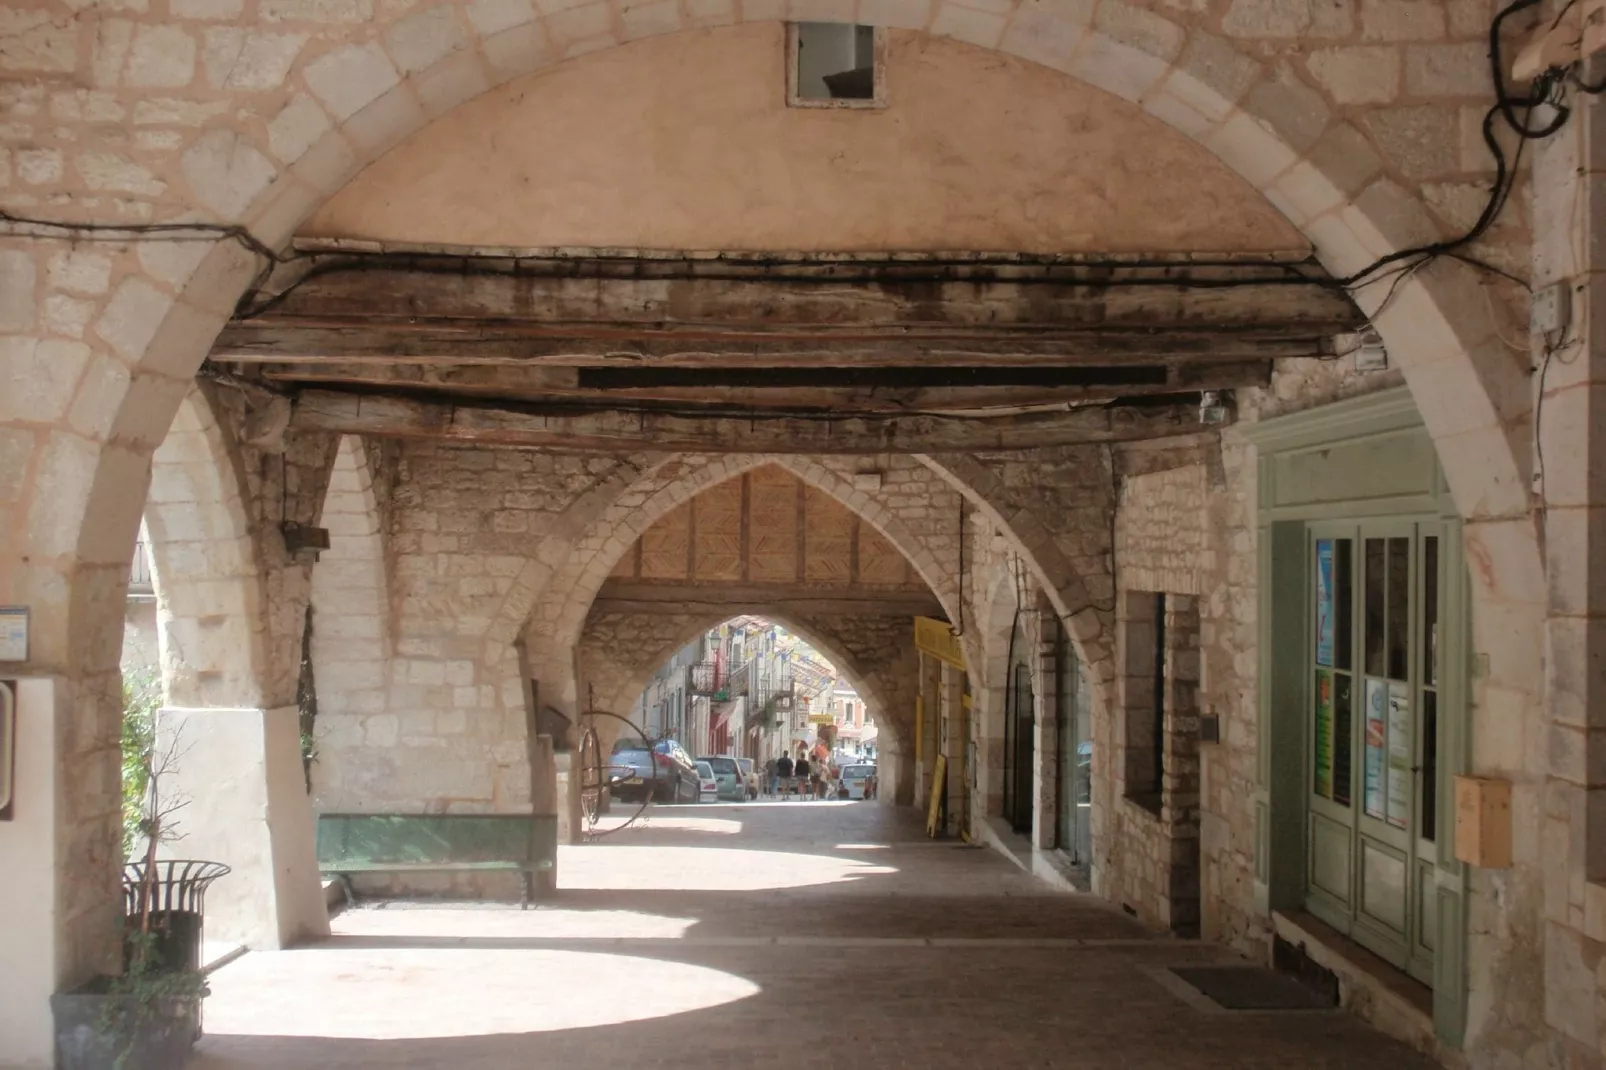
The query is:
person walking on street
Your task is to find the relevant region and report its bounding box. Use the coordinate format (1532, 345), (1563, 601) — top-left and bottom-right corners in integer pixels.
(764, 756), (779, 798)
(776, 752), (794, 799)
(794, 754), (812, 800)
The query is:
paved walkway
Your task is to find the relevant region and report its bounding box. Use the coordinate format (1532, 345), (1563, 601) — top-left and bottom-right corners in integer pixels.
(191, 801), (1436, 1069)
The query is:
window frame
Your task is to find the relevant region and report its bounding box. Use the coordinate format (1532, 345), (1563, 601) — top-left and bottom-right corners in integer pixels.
(786, 22), (889, 110)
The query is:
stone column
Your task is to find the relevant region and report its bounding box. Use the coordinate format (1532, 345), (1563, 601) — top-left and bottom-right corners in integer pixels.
(155, 706), (329, 950)
(1032, 614), (1059, 851)
(914, 651), (938, 804)
(530, 734), (558, 895)
(1533, 81), (1606, 1058)
(941, 661), (967, 836)
(554, 751), (583, 845)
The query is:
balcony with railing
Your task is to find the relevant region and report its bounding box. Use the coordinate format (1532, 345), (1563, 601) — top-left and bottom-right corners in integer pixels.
(686, 661), (723, 696)
(724, 658), (755, 700)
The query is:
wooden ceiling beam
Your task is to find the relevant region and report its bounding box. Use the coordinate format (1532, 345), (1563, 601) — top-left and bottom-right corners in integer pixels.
(592, 582), (944, 618)
(229, 250), (1368, 337)
(216, 326), (1325, 366)
(288, 388), (1216, 453)
(252, 358), (1272, 412)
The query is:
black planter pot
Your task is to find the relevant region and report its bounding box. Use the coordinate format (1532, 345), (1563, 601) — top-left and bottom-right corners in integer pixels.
(122, 860), (230, 975)
(125, 909), (204, 974)
(51, 988), (199, 1070)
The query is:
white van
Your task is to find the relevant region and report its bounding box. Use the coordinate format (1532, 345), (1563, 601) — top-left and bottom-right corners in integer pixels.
(840, 763), (877, 800)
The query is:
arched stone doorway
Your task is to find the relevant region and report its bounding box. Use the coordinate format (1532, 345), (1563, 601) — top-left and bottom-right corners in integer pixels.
(0, 11), (1566, 1065)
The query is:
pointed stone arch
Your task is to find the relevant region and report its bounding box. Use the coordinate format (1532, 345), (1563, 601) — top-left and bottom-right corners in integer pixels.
(515, 453), (966, 717)
(307, 434), (396, 809)
(580, 608), (901, 747)
(916, 451), (1117, 716)
(144, 385), (271, 709)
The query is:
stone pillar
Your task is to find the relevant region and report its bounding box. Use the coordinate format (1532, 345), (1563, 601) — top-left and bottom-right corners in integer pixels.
(940, 662), (967, 836)
(913, 652), (935, 804)
(1032, 615), (1059, 851)
(0, 679), (74, 1070)
(530, 734), (558, 895)
(554, 751), (583, 845)
(1533, 81), (1606, 1058)
(155, 706), (329, 950)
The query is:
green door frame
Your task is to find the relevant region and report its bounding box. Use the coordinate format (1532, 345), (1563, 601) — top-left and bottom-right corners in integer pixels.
(1245, 388), (1470, 1048)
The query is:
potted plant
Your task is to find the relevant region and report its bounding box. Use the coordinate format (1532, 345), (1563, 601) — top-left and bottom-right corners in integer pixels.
(52, 671), (229, 1070)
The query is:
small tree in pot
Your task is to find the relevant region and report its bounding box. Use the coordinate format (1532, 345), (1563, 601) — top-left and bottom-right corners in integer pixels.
(52, 672), (228, 1070)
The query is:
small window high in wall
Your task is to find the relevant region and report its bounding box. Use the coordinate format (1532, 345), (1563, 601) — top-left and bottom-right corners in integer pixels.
(789, 23), (884, 107)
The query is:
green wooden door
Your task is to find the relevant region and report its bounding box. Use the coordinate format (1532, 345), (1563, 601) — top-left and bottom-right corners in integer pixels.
(1305, 520), (1445, 986)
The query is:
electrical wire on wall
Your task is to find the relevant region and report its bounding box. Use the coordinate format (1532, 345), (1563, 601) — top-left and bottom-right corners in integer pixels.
(1, 0), (1582, 310)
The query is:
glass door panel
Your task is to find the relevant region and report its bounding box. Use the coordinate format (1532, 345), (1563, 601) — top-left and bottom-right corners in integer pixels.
(1306, 520), (1439, 986)
(1308, 529), (1356, 921)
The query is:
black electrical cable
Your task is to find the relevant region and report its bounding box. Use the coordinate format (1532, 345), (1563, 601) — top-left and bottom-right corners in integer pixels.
(0, 208), (284, 267)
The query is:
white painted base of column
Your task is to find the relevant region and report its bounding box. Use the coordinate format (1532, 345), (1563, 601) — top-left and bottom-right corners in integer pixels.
(157, 705), (330, 950)
(555, 751), (583, 846)
(0, 679), (66, 1069)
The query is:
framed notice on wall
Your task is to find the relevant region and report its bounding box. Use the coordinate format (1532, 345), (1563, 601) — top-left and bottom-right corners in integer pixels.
(1315, 540), (1335, 667)
(1386, 681), (1411, 830)
(0, 680), (15, 821)
(0, 607), (27, 662)
(1364, 678), (1386, 820)
(1313, 670), (1334, 799)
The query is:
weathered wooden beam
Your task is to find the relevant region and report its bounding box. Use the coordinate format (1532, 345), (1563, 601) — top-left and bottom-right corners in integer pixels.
(218, 327), (1321, 365)
(288, 388), (1214, 453)
(226, 250), (1355, 348)
(254, 359), (1272, 411)
(592, 582), (944, 618)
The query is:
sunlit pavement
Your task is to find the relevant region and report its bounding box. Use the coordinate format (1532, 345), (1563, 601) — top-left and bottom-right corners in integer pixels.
(191, 802), (1435, 1068)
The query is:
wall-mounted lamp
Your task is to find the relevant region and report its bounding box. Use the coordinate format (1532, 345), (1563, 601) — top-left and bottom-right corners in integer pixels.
(1198, 391), (1231, 425)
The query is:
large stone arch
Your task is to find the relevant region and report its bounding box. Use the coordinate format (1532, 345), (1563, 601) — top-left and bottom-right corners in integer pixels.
(579, 603), (920, 801)
(517, 453), (966, 716)
(144, 385), (271, 709)
(2, 5), (1548, 1029)
(580, 608), (901, 745)
(917, 451), (1118, 710)
(307, 434), (395, 809)
(33, 16), (1533, 692)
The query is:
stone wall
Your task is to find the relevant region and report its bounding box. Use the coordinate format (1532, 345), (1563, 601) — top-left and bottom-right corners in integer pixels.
(308, 440), (640, 815)
(307, 435), (395, 811)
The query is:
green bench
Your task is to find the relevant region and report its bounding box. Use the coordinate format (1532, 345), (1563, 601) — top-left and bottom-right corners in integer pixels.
(316, 812), (558, 909)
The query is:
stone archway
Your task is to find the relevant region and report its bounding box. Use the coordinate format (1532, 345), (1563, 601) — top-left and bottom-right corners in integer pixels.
(512, 453), (968, 718)
(579, 603), (918, 800)
(581, 609), (902, 745)
(0, 11), (1550, 1057)
(144, 385), (272, 710)
(307, 435), (395, 810)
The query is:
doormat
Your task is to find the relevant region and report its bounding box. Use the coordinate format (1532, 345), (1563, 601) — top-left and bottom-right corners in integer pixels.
(1167, 966), (1338, 1011)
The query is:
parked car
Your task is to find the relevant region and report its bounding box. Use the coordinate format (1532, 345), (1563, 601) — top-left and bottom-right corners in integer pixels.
(696, 755), (747, 801)
(736, 757), (759, 800)
(694, 760), (719, 803)
(840, 763), (877, 800)
(610, 738), (700, 803)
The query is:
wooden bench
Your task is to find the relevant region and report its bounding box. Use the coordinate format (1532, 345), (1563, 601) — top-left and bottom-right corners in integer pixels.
(316, 812), (558, 909)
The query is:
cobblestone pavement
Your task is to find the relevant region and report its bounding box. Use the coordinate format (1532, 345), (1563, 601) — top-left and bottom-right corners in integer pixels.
(191, 801), (1436, 1069)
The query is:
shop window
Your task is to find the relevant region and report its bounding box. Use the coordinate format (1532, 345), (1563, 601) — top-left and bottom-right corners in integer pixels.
(788, 23), (885, 108)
